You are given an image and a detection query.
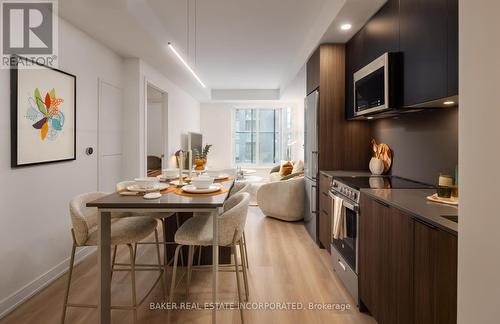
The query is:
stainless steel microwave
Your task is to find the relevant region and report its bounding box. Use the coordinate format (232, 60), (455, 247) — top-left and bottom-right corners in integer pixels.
(353, 52), (401, 117)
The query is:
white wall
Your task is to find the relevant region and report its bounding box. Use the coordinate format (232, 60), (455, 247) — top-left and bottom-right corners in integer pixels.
(121, 59), (201, 178)
(0, 18), (123, 316)
(280, 65), (306, 161)
(458, 1), (500, 323)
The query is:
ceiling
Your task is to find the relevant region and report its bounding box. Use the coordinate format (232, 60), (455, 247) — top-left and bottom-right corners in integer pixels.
(59, 0), (385, 101)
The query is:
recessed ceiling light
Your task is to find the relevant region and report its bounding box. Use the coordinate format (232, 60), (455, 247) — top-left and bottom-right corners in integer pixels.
(366, 116), (374, 120)
(168, 43), (206, 88)
(341, 24), (352, 31)
(443, 101), (455, 105)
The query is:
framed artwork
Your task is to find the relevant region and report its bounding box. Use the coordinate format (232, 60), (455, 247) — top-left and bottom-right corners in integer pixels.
(11, 56), (76, 167)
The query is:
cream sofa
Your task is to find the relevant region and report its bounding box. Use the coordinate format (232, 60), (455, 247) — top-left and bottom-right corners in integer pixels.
(256, 177), (304, 221)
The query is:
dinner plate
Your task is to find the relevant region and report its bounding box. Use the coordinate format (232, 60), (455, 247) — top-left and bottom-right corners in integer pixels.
(213, 174), (230, 180)
(126, 183), (168, 192)
(182, 184), (222, 194)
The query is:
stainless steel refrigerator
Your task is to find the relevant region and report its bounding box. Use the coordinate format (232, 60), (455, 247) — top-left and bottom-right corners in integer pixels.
(304, 90), (319, 243)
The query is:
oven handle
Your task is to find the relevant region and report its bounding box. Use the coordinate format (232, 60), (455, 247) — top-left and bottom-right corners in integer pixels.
(329, 191), (358, 212)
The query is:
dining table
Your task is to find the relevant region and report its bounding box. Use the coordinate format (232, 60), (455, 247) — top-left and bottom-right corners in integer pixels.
(86, 179), (234, 324)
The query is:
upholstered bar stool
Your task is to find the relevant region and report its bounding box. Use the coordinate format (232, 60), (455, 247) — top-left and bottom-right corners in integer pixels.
(61, 192), (165, 324)
(169, 192), (251, 324)
(193, 181), (251, 268)
(116, 181), (184, 267)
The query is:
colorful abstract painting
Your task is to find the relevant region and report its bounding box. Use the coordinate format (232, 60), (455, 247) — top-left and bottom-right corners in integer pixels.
(11, 56), (76, 167)
(25, 88), (65, 141)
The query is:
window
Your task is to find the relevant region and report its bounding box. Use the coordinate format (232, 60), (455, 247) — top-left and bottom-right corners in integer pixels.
(234, 108), (292, 165)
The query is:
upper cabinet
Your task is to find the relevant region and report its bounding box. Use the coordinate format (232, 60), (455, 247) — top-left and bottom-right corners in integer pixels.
(306, 47), (320, 95)
(345, 0), (458, 116)
(400, 0), (448, 106)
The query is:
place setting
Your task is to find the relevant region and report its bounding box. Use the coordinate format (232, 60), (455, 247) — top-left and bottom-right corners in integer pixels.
(175, 175), (228, 197)
(118, 177), (175, 199)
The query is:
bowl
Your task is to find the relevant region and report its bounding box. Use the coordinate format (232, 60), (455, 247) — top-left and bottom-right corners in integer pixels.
(134, 177), (159, 189)
(191, 176), (214, 189)
(162, 169), (179, 179)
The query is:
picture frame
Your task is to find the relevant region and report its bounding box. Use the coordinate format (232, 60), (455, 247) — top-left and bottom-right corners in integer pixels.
(10, 56), (76, 167)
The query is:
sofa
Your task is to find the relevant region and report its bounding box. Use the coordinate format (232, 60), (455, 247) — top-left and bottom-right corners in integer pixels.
(256, 176), (304, 222)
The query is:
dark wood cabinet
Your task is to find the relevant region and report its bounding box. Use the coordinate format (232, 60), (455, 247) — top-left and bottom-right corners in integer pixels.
(359, 195), (413, 324)
(306, 47), (320, 95)
(306, 44), (372, 171)
(318, 173), (332, 251)
(400, 0), (448, 106)
(414, 219), (458, 324)
(360, 193), (458, 324)
(345, 0), (458, 115)
(447, 0), (458, 96)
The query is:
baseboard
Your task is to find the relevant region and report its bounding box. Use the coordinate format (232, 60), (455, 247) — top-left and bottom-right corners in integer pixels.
(0, 246), (96, 319)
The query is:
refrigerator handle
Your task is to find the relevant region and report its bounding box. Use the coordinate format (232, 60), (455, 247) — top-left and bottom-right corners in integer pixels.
(312, 151), (319, 180)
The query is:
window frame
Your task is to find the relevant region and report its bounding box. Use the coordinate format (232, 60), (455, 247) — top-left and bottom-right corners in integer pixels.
(232, 106), (292, 167)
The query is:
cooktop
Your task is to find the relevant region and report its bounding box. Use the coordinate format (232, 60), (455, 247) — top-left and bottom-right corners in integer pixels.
(333, 175), (435, 190)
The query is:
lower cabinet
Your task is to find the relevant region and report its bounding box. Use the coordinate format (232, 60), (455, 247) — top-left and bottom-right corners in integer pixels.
(359, 193), (458, 324)
(319, 173), (332, 252)
(359, 196), (413, 324)
(414, 219), (458, 324)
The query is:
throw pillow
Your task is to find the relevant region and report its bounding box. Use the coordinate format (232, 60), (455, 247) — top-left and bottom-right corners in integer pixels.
(292, 160), (304, 174)
(279, 161), (293, 176)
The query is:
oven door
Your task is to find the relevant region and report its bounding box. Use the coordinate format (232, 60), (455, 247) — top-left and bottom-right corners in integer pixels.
(330, 192), (358, 272)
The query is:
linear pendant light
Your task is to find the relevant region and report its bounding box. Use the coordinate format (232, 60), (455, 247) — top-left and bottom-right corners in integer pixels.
(168, 42), (206, 88)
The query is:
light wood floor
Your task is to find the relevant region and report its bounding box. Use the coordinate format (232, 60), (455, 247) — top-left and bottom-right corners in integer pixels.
(0, 207), (376, 324)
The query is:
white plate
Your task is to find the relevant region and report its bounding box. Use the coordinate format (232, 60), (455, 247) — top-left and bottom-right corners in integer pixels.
(182, 184), (222, 194)
(214, 174), (230, 180)
(143, 192), (162, 199)
(426, 194), (458, 206)
(127, 183), (169, 192)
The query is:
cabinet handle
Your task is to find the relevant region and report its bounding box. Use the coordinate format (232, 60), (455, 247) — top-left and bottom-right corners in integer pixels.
(322, 192), (328, 197)
(322, 209), (329, 215)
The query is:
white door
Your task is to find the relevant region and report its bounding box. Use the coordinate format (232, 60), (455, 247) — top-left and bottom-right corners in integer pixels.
(98, 80), (123, 192)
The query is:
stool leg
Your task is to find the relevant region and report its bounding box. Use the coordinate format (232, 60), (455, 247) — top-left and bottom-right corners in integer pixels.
(243, 231), (249, 269)
(128, 244), (138, 324)
(110, 245), (117, 281)
(175, 214), (185, 267)
(186, 245), (194, 300)
(197, 245), (202, 266)
(232, 243), (245, 324)
(238, 240), (249, 301)
(169, 245), (182, 303)
(154, 229), (166, 299)
(60, 244), (76, 324)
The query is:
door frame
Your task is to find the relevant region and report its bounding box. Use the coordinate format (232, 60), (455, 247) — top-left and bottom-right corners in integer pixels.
(143, 78), (168, 176)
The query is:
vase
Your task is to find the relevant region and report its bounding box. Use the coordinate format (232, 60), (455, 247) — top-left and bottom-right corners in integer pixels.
(369, 157), (385, 175)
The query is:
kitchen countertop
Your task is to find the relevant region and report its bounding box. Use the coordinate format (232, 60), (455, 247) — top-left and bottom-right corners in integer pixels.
(361, 188), (458, 235)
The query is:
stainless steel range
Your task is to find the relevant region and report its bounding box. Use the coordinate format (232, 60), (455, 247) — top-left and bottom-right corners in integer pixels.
(329, 175), (434, 306)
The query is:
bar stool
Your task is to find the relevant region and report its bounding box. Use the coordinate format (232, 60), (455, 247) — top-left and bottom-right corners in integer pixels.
(116, 181), (184, 267)
(194, 181), (251, 269)
(169, 192), (251, 324)
(61, 192), (165, 324)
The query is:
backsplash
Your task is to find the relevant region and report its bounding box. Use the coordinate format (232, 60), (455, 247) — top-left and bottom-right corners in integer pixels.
(372, 108), (458, 185)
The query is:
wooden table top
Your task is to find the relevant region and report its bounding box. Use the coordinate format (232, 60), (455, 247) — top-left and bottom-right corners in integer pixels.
(87, 180), (234, 209)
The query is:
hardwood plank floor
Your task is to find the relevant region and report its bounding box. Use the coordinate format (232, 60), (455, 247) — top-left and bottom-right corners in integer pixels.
(0, 207), (375, 324)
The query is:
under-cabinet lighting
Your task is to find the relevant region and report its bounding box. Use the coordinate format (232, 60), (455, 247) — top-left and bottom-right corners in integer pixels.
(366, 116), (374, 120)
(341, 24), (352, 31)
(443, 101), (455, 105)
(168, 43), (206, 88)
